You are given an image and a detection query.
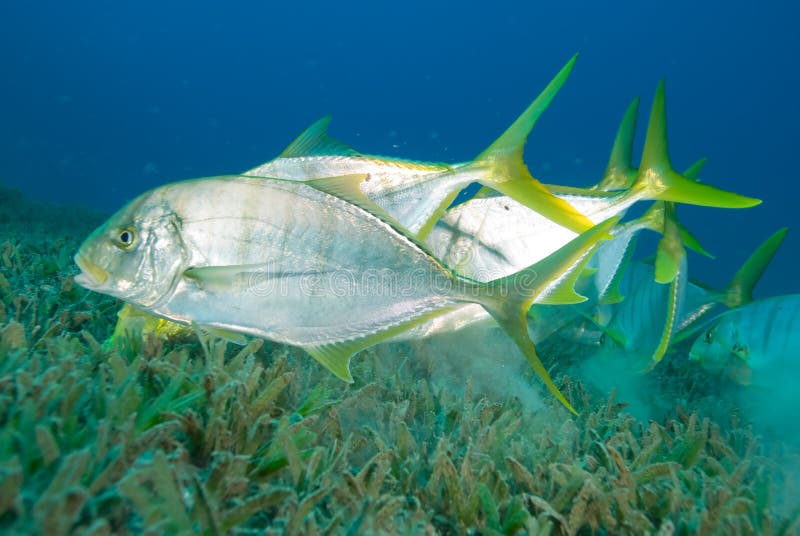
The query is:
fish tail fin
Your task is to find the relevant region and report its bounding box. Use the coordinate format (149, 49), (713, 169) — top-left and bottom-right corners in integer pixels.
(460, 54), (594, 234)
(723, 227), (788, 308)
(464, 217), (619, 414)
(594, 98), (640, 191)
(634, 81), (761, 208)
(634, 158), (713, 284)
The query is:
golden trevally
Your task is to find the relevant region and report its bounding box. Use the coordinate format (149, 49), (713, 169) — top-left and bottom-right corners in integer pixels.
(243, 55), (593, 238)
(74, 174), (616, 414)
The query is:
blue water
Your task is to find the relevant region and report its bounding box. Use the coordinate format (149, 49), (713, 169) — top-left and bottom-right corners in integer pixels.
(1, 1), (797, 297)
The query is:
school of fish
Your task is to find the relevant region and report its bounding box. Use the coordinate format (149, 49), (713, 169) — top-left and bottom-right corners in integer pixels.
(74, 55), (790, 413)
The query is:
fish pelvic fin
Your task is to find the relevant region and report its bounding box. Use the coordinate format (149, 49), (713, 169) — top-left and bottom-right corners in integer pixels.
(724, 227), (788, 308)
(462, 217), (619, 414)
(635, 81), (760, 208)
(463, 54), (594, 234)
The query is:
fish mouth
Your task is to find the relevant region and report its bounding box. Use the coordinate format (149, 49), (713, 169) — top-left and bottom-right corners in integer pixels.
(74, 253), (109, 288)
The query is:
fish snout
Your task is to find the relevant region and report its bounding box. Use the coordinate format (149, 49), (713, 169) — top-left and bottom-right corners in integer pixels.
(74, 252), (109, 288)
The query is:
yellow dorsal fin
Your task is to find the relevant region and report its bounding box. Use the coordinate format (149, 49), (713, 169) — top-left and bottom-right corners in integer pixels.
(279, 116), (361, 158)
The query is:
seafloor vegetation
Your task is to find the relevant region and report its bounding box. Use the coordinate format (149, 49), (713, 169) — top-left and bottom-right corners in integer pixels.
(1, 183), (798, 535)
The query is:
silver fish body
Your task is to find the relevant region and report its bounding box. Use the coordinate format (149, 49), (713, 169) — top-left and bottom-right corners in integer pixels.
(426, 187), (642, 282)
(78, 176), (458, 347)
(246, 152), (468, 236)
(75, 174), (615, 413)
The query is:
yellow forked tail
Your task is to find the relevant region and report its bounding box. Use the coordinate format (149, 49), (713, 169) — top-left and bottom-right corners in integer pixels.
(635, 81), (761, 209)
(460, 55), (595, 235)
(465, 217), (619, 415)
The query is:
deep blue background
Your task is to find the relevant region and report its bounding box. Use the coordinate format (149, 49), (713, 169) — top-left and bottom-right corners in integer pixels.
(1, 1), (797, 297)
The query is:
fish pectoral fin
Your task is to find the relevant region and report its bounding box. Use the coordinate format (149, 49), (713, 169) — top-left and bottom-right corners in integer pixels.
(184, 264), (282, 292)
(184, 265), (241, 287)
(194, 324), (249, 345)
(279, 116), (361, 158)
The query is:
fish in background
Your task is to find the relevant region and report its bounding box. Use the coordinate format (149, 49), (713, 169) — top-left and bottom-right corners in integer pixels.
(75, 55), (777, 415)
(425, 82), (759, 283)
(583, 227), (787, 366)
(244, 55), (594, 238)
(689, 280), (797, 387)
(74, 172), (618, 414)
(688, 292), (800, 443)
(398, 85), (759, 343)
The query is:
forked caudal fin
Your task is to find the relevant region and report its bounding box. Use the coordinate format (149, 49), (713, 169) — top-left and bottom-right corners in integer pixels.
(459, 54), (595, 235)
(594, 97), (640, 191)
(464, 217), (619, 415)
(635, 81), (761, 209)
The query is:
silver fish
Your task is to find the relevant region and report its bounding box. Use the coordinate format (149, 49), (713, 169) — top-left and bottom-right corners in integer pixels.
(74, 174), (616, 413)
(587, 227), (787, 364)
(690, 293), (800, 386)
(243, 55), (594, 238)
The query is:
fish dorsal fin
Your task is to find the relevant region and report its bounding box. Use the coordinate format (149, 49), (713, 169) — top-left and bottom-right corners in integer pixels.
(279, 116), (361, 158)
(306, 174), (416, 237)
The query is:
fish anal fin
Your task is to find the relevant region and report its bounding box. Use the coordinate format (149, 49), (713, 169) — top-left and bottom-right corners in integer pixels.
(303, 342), (358, 383)
(303, 306), (461, 382)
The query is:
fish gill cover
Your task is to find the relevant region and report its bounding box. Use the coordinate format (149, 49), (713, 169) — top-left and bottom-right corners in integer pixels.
(1, 1), (800, 534)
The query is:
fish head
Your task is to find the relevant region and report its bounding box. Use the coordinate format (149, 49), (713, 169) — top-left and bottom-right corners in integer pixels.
(689, 322), (738, 373)
(74, 188), (189, 308)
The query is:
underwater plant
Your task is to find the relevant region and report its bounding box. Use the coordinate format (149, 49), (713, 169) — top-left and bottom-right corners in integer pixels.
(1, 184), (798, 534)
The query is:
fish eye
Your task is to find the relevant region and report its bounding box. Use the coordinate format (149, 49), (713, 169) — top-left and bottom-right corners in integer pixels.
(704, 328), (714, 343)
(116, 228), (137, 249)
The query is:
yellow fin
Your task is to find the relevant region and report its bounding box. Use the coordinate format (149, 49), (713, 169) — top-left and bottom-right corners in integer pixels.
(469, 217), (620, 414)
(303, 306), (460, 382)
(195, 325), (249, 345)
(638, 81), (760, 208)
(279, 116), (361, 158)
(466, 54), (595, 234)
